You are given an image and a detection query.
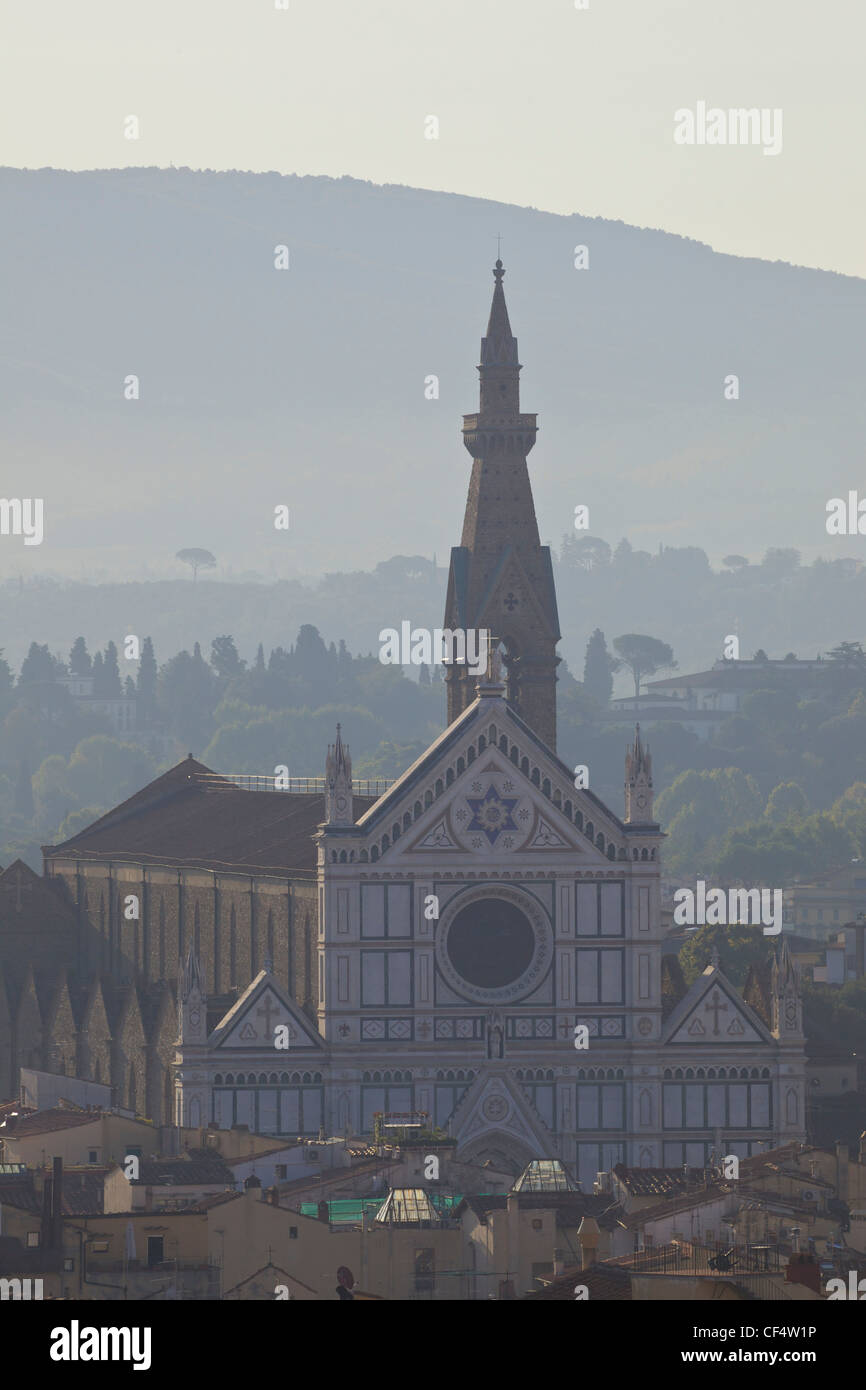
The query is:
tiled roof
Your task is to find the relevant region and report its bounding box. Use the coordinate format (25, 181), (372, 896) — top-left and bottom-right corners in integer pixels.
(524, 1262), (632, 1301)
(612, 1165), (694, 1198)
(0, 1168), (108, 1215)
(134, 1156), (236, 1187)
(44, 757), (377, 878)
(0, 1108), (101, 1137)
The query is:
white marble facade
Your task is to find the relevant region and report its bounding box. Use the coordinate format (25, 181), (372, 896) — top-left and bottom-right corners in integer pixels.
(175, 676), (807, 1188)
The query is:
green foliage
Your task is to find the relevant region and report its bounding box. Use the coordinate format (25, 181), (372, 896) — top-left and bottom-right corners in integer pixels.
(715, 813), (855, 883)
(802, 978), (866, 1055)
(678, 922), (773, 989)
(765, 781), (808, 823)
(583, 628), (617, 707)
(612, 633), (676, 698)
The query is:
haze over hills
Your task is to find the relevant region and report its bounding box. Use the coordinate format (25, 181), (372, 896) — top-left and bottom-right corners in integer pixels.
(2, 165), (865, 592)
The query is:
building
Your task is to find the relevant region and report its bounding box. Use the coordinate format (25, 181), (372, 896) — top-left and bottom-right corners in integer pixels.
(0, 261), (807, 1187)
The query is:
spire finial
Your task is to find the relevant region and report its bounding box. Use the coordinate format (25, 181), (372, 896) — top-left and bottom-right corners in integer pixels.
(493, 256), (505, 284)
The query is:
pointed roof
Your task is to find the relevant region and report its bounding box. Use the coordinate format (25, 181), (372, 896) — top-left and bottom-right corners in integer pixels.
(181, 947), (205, 999)
(375, 1188), (441, 1226)
(626, 724), (651, 778)
(208, 968), (325, 1052)
(481, 260), (518, 367)
(662, 960), (773, 1046)
(511, 1159), (579, 1194)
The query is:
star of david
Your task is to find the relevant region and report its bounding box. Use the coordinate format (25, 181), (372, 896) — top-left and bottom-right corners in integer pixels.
(464, 785), (520, 845)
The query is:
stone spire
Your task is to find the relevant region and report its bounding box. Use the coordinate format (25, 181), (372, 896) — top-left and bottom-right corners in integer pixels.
(178, 945), (206, 1045)
(325, 723), (353, 826)
(771, 936), (803, 1037)
(624, 724), (654, 823)
(444, 261), (561, 747)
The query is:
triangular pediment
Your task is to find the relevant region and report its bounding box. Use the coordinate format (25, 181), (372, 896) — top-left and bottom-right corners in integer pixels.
(354, 696), (627, 868)
(450, 1069), (555, 1158)
(664, 967), (771, 1046)
(210, 971), (324, 1052)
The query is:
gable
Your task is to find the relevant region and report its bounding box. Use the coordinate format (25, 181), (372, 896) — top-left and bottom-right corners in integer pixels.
(664, 971), (771, 1047)
(211, 973), (324, 1053)
(352, 698), (630, 869)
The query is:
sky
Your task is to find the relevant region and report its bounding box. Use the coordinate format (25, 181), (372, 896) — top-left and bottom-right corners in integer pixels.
(2, 0), (864, 278)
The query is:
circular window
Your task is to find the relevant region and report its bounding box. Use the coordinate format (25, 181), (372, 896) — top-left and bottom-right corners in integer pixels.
(447, 898), (534, 988)
(436, 886), (552, 1003)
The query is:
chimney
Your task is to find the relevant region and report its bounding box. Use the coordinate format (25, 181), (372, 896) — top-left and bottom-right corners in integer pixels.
(578, 1215), (600, 1267)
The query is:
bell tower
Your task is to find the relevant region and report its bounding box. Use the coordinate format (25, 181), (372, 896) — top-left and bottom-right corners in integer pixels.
(624, 724), (654, 824)
(444, 261), (561, 747)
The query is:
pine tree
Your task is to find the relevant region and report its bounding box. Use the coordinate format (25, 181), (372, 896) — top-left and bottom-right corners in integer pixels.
(136, 637), (158, 726)
(91, 650), (105, 694)
(69, 637), (92, 675)
(583, 629), (616, 707)
(102, 641), (122, 697)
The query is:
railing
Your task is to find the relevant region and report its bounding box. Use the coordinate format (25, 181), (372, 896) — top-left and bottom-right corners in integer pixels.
(195, 773), (394, 797)
(627, 1242), (783, 1278)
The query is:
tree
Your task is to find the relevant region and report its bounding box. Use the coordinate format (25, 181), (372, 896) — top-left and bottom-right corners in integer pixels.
(583, 629), (618, 707)
(563, 535), (612, 571)
(136, 637), (158, 725)
(14, 759), (34, 819)
(761, 547), (800, 576)
(97, 641), (122, 697)
(18, 642), (58, 687)
(765, 782), (808, 824)
(211, 635), (245, 679)
(722, 555), (749, 571)
(679, 922), (773, 989)
(66, 736), (155, 809)
(612, 634), (676, 699)
(69, 637), (92, 675)
(176, 548), (217, 581)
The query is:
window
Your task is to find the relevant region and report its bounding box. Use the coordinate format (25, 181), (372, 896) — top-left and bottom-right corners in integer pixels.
(361, 884), (413, 938)
(289, 1227), (298, 1239)
(576, 949), (624, 1004)
(275, 1165), (287, 1180)
(26, 1231), (39, 1248)
(360, 951), (412, 1006)
(88, 1150), (99, 1164)
(91, 1240), (109, 1253)
(147, 1236), (164, 1268)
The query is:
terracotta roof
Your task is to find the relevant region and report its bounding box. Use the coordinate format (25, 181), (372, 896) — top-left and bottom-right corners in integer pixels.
(0, 1167), (108, 1215)
(524, 1262), (632, 1301)
(0, 1108), (102, 1137)
(44, 757), (377, 878)
(612, 1165), (695, 1198)
(133, 1156), (236, 1187)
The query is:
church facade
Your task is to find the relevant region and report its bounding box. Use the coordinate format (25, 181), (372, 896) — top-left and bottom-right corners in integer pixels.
(12, 261), (807, 1184)
(171, 262), (807, 1185)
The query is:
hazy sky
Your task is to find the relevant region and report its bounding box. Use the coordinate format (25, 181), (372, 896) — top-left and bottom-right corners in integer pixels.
(2, 0), (864, 277)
